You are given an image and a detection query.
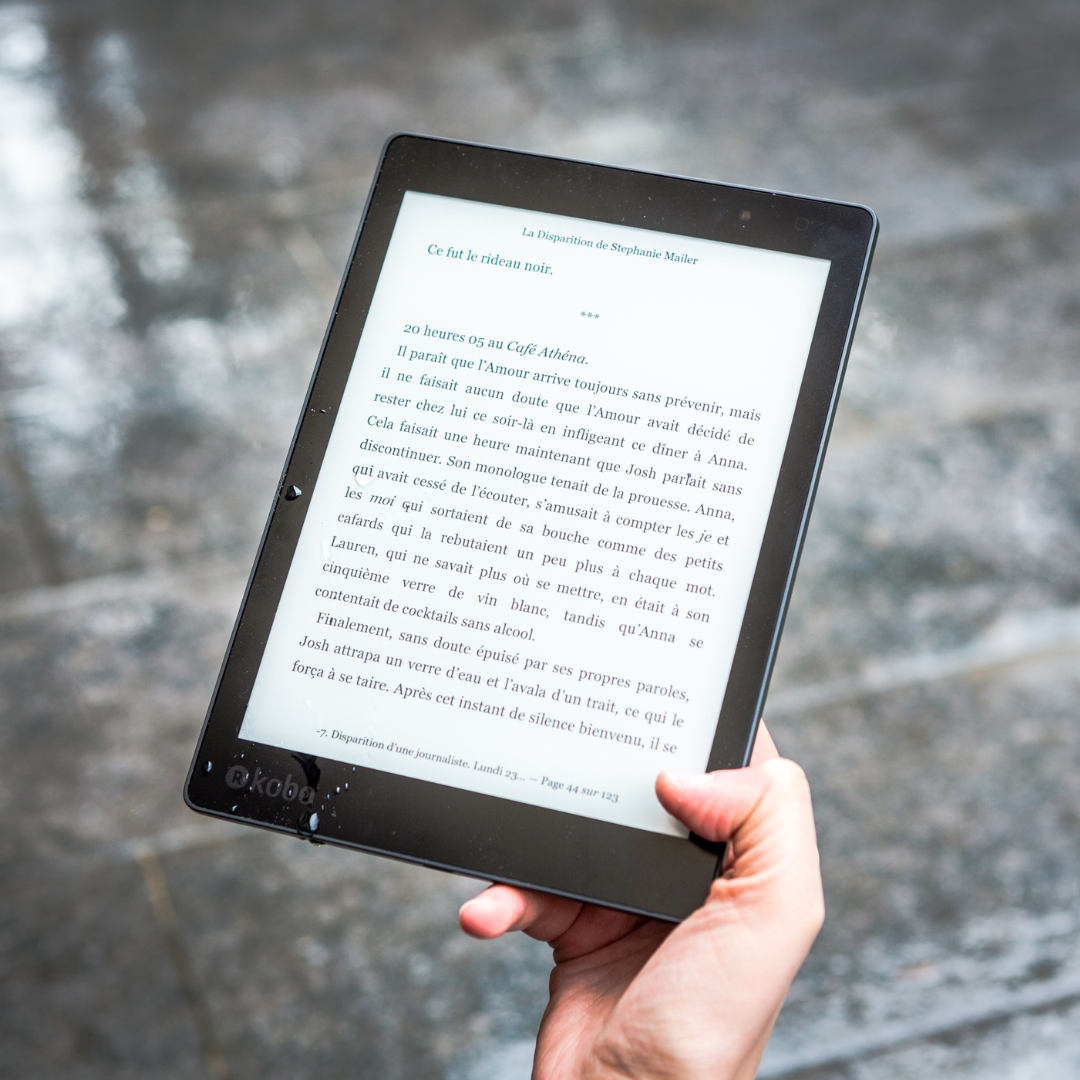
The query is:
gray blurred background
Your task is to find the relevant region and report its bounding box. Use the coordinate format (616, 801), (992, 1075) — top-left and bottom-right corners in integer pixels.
(2, 2), (1079, 1077)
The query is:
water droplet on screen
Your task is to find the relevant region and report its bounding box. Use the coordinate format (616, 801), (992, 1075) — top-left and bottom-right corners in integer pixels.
(202, 760), (213, 774)
(285, 485), (302, 500)
(308, 812), (320, 832)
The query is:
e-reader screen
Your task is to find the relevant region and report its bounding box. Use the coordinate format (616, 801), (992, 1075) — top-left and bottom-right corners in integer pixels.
(237, 189), (831, 837)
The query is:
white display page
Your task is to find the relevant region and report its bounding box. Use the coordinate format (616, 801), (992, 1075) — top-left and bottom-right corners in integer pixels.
(240, 191), (830, 835)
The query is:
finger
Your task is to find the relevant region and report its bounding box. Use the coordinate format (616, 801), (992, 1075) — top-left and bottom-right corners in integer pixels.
(654, 721), (778, 831)
(459, 884), (582, 941)
(549, 903), (655, 963)
(750, 719), (780, 764)
(656, 758), (811, 845)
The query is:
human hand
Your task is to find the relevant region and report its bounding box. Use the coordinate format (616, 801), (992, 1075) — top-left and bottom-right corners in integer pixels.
(459, 724), (823, 1080)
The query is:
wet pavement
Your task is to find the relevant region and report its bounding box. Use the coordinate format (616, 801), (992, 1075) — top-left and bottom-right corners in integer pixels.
(1, 1), (1079, 1077)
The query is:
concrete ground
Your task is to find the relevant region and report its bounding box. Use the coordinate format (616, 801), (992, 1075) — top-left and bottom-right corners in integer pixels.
(1, 1), (1079, 1077)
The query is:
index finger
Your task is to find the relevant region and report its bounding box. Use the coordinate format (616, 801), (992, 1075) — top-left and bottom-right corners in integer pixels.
(459, 884), (582, 941)
(459, 884), (652, 959)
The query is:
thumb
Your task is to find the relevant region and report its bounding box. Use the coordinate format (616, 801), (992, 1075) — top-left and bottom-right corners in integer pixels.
(656, 759), (820, 888)
(656, 763), (781, 843)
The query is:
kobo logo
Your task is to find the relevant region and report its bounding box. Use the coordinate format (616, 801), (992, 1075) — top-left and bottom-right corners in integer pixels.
(225, 765), (249, 788)
(225, 765), (316, 806)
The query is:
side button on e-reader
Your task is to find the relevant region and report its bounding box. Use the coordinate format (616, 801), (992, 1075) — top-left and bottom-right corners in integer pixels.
(285, 485), (302, 500)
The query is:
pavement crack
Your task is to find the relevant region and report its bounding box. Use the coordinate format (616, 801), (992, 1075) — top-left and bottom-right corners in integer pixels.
(759, 976), (1080, 1078)
(135, 846), (232, 1080)
(0, 399), (66, 586)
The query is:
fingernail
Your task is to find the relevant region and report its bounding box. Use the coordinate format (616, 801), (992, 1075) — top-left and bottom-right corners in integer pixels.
(658, 769), (704, 789)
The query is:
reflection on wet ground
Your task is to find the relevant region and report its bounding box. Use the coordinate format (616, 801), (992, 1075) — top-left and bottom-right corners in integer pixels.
(1, 2), (1079, 1077)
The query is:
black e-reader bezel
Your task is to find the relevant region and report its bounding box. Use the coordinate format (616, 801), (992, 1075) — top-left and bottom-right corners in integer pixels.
(185, 134), (877, 921)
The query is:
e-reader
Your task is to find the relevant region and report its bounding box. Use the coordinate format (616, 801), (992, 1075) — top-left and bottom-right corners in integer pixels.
(185, 134), (876, 921)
